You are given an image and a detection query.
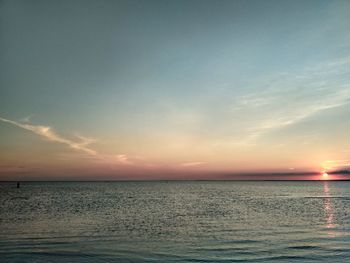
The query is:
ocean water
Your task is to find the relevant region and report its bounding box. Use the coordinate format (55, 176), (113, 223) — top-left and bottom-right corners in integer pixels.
(1, 181), (350, 262)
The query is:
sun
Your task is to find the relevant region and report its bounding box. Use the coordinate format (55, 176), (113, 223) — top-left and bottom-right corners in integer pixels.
(322, 172), (329, 179)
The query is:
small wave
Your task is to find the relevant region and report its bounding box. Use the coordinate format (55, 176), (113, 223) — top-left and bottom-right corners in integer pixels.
(255, 255), (313, 261)
(10, 196), (29, 200)
(303, 196), (350, 199)
(288, 245), (321, 250)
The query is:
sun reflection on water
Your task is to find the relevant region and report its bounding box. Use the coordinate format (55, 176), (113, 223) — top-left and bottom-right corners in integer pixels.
(323, 181), (335, 236)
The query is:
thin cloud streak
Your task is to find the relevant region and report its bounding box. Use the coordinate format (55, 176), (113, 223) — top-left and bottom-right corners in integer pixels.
(115, 154), (133, 165)
(249, 89), (350, 139)
(322, 160), (350, 170)
(0, 116), (96, 156)
(0, 116), (141, 167)
(231, 56), (350, 144)
(179, 162), (206, 167)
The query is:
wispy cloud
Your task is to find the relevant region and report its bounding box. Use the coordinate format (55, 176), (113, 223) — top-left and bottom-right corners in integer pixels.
(0, 116), (145, 167)
(0, 164), (29, 174)
(0, 116), (96, 155)
(20, 114), (34, 123)
(115, 154), (133, 165)
(74, 134), (97, 147)
(230, 56), (350, 143)
(179, 161), (206, 167)
(248, 88), (350, 139)
(322, 160), (350, 170)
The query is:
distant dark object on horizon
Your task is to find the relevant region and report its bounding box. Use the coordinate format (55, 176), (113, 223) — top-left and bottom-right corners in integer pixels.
(17, 182), (20, 188)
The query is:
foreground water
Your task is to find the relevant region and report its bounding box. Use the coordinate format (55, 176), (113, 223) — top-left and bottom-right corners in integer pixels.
(1, 181), (350, 262)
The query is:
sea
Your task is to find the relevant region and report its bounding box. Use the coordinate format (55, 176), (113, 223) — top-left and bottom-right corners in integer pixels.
(1, 181), (350, 262)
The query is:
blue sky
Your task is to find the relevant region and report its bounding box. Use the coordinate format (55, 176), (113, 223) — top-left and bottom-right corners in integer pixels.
(1, 0), (350, 179)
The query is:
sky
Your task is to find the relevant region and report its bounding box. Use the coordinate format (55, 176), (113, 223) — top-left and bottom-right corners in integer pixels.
(1, 0), (350, 180)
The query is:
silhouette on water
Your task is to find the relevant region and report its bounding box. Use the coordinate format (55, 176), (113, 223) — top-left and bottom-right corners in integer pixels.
(16, 182), (20, 188)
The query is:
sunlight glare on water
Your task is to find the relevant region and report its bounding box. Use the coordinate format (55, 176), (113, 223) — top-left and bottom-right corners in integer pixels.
(1, 181), (350, 262)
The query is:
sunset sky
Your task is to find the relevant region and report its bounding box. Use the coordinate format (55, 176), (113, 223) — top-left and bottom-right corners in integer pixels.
(1, 0), (350, 180)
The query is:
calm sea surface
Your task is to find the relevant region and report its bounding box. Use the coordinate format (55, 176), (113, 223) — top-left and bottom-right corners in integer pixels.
(1, 181), (350, 262)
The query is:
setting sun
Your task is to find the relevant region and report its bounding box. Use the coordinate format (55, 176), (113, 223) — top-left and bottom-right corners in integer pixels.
(2, 1), (350, 262)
